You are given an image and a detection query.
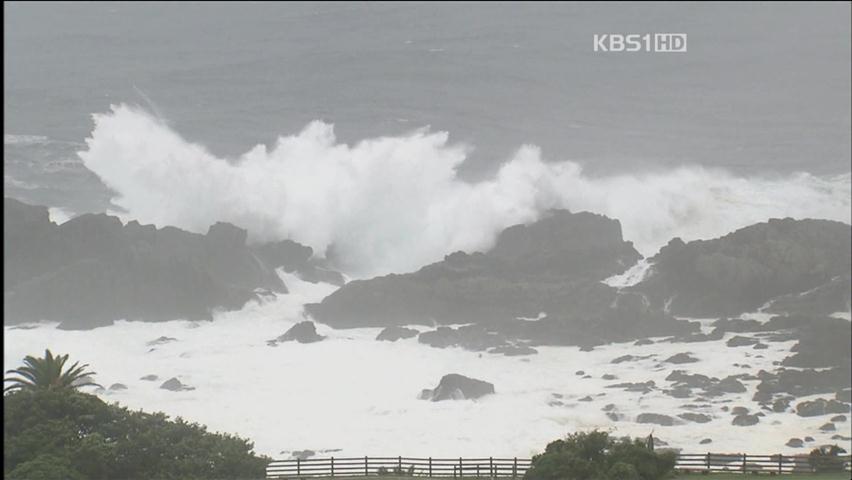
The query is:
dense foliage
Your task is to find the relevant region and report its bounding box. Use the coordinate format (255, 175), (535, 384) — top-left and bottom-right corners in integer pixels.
(808, 445), (848, 473)
(4, 389), (270, 479)
(4, 349), (100, 393)
(524, 431), (676, 480)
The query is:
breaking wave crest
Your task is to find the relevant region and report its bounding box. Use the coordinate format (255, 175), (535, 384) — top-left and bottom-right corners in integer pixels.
(78, 105), (851, 277)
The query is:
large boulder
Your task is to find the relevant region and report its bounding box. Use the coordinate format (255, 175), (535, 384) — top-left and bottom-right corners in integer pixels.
(376, 326), (419, 342)
(160, 377), (194, 391)
(419, 374), (495, 401)
(270, 321), (325, 344)
(636, 413), (678, 426)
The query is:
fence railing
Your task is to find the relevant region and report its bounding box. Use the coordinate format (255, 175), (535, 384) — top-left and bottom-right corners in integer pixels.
(266, 453), (852, 478)
(267, 457), (531, 479)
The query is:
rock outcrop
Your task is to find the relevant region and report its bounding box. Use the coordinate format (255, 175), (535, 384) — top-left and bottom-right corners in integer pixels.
(631, 218), (851, 317)
(306, 210), (694, 347)
(4, 198), (341, 329)
(269, 321), (325, 344)
(419, 374), (495, 401)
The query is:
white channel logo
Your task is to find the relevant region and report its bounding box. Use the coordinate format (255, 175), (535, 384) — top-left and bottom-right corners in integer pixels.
(593, 34), (687, 53)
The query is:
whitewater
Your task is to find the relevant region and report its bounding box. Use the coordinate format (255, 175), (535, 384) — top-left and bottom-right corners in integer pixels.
(76, 105), (851, 278)
(5, 272), (850, 459)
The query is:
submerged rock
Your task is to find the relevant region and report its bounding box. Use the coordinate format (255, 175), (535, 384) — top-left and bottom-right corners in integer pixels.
(678, 412), (712, 423)
(139, 374), (158, 381)
(419, 374), (495, 401)
(376, 326), (419, 342)
(160, 377), (194, 391)
(665, 352), (699, 364)
(146, 336), (177, 346)
(636, 413), (677, 426)
(488, 345), (538, 356)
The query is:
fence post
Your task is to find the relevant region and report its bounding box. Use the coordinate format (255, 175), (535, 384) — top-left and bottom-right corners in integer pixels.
(429, 457), (433, 477)
(513, 457), (517, 479)
(297, 458), (301, 476)
(490, 457), (494, 478)
(741, 453), (746, 473)
(705, 452), (710, 472)
(331, 457), (335, 477)
(365, 456), (368, 476)
(477, 465), (480, 477)
(460, 457), (463, 478)
(778, 454), (782, 475)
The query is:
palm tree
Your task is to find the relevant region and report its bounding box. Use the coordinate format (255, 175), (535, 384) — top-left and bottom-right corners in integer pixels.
(4, 349), (101, 393)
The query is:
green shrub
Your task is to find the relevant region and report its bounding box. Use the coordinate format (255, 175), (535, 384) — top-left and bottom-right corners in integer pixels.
(524, 430), (676, 480)
(4, 389), (270, 479)
(808, 444), (848, 473)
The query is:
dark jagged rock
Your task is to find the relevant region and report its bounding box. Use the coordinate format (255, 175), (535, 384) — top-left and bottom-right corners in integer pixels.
(786, 438), (804, 448)
(772, 397), (793, 413)
(727, 336), (759, 347)
(712, 318), (767, 333)
(575, 370), (585, 376)
(665, 353), (699, 364)
(160, 377), (194, 391)
(700, 438), (713, 445)
(731, 406), (749, 416)
(678, 413), (712, 423)
(781, 317), (851, 370)
(578, 396), (593, 402)
(253, 239), (345, 286)
(4, 198), (341, 329)
(665, 370), (746, 398)
(306, 210), (694, 347)
(766, 275), (852, 316)
(795, 399), (851, 417)
(831, 415), (847, 422)
(753, 368), (851, 403)
(606, 381), (655, 394)
(636, 413), (678, 426)
(419, 374), (494, 401)
(270, 321), (325, 344)
(804, 436), (814, 442)
(108, 383), (127, 391)
(632, 218), (851, 317)
(819, 422), (836, 432)
(376, 326), (419, 342)
(140, 374), (158, 381)
(732, 414), (760, 426)
(418, 325), (508, 351)
(601, 374), (617, 380)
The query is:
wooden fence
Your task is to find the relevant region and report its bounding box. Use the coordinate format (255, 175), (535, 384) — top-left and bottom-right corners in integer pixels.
(266, 453), (852, 478)
(267, 457), (531, 479)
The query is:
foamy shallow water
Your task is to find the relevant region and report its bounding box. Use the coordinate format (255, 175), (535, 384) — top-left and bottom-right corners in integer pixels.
(5, 273), (851, 459)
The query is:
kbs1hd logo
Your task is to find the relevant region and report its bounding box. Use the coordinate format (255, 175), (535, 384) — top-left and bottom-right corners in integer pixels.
(593, 33), (687, 53)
